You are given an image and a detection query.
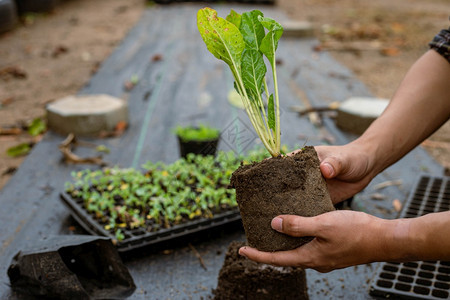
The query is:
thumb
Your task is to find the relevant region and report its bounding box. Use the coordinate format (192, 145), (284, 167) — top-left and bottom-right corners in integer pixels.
(272, 215), (321, 237)
(320, 156), (342, 179)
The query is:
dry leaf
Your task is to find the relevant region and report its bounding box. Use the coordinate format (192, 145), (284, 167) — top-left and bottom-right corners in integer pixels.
(1, 97), (14, 106)
(98, 121), (128, 138)
(373, 179), (403, 190)
(151, 54), (163, 62)
(390, 22), (405, 33)
(0, 66), (27, 79)
(393, 199), (402, 212)
(380, 47), (400, 57)
(52, 45), (69, 58)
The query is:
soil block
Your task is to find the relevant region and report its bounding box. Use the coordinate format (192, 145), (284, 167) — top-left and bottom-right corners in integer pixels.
(230, 146), (335, 252)
(213, 241), (309, 300)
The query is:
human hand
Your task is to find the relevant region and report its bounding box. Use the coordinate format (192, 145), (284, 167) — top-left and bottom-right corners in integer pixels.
(290, 144), (376, 204)
(239, 210), (392, 273)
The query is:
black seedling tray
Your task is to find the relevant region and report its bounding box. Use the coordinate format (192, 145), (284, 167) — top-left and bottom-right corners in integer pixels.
(370, 175), (450, 299)
(61, 192), (241, 253)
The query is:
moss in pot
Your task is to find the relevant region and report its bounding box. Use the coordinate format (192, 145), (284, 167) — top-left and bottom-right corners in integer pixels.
(174, 124), (220, 158)
(197, 8), (335, 252)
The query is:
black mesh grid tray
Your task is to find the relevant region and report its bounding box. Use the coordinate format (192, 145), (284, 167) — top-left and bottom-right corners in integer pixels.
(61, 192), (241, 253)
(369, 175), (450, 299)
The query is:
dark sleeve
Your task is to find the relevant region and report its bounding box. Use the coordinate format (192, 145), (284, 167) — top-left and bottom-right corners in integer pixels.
(429, 28), (450, 63)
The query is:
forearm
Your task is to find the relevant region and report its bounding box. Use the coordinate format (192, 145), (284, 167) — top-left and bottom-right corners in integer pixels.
(381, 211), (450, 262)
(352, 50), (450, 176)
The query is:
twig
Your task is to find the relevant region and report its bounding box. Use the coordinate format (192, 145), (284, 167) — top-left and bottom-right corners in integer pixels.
(188, 243), (207, 271)
(289, 105), (338, 116)
(372, 179), (403, 191)
(421, 139), (450, 150)
(316, 41), (383, 52)
(370, 193), (386, 201)
(0, 127), (22, 135)
(58, 133), (107, 166)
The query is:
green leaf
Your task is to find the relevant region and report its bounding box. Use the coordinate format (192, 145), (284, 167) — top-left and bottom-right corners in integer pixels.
(240, 10), (265, 51)
(258, 16), (283, 66)
(258, 15), (283, 32)
(226, 9), (241, 29)
(268, 94), (275, 130)
(197, 8), (244, 71)
(96, 145), (110, 154)
(7, 143), (31, 157)
(241, 49), (266, 102)
(28, 117), (46, 136)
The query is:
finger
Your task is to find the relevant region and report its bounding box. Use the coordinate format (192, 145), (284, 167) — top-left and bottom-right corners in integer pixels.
(239, 246), (308, 267)
(320, 157), (341, 179)
(272, 215), (321, 237)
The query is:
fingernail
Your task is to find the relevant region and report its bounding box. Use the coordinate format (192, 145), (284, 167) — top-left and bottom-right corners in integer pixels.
(323, 162), (334, 177)
(272, 217), (283, 231)
(238, 248), (247, 258)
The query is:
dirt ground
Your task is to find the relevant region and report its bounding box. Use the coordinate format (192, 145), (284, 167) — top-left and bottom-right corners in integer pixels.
(0, 0), (449, 190)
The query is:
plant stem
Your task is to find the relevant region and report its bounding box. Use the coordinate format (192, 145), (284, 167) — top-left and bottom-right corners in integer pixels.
(262, 77), (276, 144)
(272, 63), (281, 155)
(256, 85), (274, 144)
(233, 73), (275, 155)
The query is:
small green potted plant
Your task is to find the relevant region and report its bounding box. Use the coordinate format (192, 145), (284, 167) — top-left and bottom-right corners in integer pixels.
(197, 8), (335, 252)
(174, 124), (220, 158)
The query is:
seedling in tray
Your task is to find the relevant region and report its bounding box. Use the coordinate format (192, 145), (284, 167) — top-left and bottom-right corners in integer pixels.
(64, 150), (267, 242)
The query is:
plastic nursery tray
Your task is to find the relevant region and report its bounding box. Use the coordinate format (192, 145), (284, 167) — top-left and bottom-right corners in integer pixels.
(370, 175), (450, 299)
(60, 192), (241, 253)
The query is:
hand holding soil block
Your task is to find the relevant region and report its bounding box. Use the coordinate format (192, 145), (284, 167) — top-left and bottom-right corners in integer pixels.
(231, 146), (335, 251)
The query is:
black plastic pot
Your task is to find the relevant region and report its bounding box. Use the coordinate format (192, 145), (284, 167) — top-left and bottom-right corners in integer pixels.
(0, 0), (18, 33)
(8, 235), (136, 299)
(177, 135), (220, 158)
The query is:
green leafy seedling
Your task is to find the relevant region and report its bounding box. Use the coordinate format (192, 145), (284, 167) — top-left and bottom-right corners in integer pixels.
(197, 8), (284, 157)
(174, 123), (220, 142)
